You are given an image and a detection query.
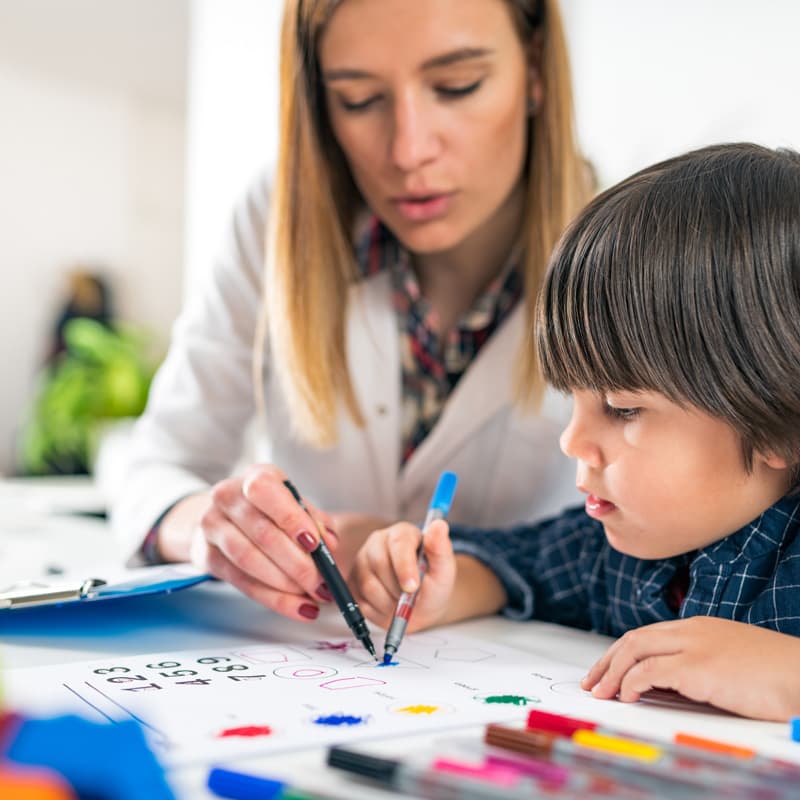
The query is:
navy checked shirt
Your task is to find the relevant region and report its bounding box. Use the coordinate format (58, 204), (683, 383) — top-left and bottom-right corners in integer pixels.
(449, 495), (800, 637)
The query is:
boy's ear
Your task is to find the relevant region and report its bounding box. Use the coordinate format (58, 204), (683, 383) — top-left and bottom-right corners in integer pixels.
(756, 450), (791, 470)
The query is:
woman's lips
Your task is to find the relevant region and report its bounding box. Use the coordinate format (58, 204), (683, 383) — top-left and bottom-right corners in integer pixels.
(392, 192), (454, 222)
(585, 494), (618, 518)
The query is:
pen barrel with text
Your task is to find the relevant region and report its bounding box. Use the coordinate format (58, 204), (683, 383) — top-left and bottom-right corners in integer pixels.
(310, 539), (373, 648)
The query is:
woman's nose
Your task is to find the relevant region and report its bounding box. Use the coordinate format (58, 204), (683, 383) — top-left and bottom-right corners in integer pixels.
(390, 92), (439, 172)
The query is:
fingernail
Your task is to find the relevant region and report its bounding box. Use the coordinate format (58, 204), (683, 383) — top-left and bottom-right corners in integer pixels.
(296, 531), (317, 552)
(403, 579), (418, 593)
(316, 582), (334, 602)
(299, 603), (319, 620)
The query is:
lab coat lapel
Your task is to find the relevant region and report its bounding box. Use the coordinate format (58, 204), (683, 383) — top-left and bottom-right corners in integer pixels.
(346, 273), (401, 515)
(399, 304), (524, 498)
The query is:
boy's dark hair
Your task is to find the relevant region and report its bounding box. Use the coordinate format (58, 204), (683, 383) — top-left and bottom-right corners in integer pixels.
(537, 143), (800, 473)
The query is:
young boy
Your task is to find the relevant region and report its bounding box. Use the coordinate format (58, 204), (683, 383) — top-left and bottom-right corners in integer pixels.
(351, 143), (800, 722)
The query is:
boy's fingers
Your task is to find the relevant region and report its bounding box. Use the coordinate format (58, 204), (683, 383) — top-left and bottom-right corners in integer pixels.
(386, 523), (424, 593)
(423, 520), (453, 574)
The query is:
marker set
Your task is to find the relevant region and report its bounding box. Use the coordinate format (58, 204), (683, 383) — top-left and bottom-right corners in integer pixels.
(326, 709), (800, 800)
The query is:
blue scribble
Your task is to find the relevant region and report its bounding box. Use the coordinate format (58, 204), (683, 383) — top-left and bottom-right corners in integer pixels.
(313, 714), (366, 726)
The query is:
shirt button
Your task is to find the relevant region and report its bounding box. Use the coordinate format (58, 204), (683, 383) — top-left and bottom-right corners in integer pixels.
(376, 404), (387, 415)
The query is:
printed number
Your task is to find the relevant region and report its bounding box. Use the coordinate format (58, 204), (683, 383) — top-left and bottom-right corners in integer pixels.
(93, 667), (129, 674)
(212, 664), (248, 673)
(158, 670), (197, 677)
(146, 661), (180, 669)
(107, 675), (148, 683)
(121, 683), (163, 692)
(197, 657), (230, 664)
(175, 678), (213, 686)
(228, 675), (266, 682)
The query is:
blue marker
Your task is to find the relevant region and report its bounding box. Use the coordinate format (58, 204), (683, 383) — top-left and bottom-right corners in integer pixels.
(382, 472), (458, 664)
(208, 767), (324, 799)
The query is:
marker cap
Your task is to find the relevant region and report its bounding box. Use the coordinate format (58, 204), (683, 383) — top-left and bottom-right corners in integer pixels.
(430, 472), (458, 516)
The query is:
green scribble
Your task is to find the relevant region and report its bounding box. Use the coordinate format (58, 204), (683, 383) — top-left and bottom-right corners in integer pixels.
(483, 694), (532, 706)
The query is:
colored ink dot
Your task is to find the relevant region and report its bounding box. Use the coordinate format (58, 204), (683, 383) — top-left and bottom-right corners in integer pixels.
(313, 714), (366, 726)
(376, 660), (399, 667)
(397, 704), (439, 715)
(218, 725), (272, 738)
(483, 695), (532, 706)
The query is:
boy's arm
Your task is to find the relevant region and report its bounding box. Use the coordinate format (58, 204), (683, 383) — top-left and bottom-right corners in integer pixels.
(351, 506), (605, 632)
(449, 505), (604, 626)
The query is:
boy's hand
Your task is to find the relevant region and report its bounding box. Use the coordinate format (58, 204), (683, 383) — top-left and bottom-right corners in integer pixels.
(350, 519), (456, 632)
(582, 617), (800, 721)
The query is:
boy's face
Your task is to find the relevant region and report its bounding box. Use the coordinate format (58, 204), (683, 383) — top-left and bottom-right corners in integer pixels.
(560, 390), (793, 559)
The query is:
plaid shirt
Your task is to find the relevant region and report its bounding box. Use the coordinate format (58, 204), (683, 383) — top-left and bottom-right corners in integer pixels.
(450, 495), (800, 637)
(354, 216), (522, 464)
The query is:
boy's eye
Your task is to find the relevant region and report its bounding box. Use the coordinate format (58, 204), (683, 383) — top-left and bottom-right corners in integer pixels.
(603, 403), (641, 422)
(437, 79), (483, 98)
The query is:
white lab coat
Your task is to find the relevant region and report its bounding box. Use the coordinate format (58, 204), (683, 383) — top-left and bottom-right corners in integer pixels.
(111, 174), (580, 561)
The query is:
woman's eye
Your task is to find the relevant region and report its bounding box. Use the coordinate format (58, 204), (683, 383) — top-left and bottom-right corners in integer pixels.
(339, 95), (381, 112)
(437, 79), (482, 99)
(604, 404), (641, 422)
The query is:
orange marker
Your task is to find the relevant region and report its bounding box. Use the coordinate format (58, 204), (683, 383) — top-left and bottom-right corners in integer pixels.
(0, 764), (75, 800)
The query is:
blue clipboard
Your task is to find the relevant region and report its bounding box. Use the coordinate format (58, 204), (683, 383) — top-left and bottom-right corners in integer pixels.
(0, 565), (210, 610)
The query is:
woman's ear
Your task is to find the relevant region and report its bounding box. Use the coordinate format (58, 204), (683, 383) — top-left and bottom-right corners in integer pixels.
(526, 32), (544, 116)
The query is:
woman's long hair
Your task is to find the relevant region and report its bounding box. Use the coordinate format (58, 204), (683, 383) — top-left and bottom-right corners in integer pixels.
(257, 0), (590, 447)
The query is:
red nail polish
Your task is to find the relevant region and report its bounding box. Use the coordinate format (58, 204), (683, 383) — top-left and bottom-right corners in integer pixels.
(296, 531), (317, 552)
(316, 582), (334, 603)
(299, 603), (319, 620)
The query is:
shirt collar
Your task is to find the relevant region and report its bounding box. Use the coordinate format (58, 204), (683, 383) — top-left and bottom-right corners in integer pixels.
(693, 495), (800, 567)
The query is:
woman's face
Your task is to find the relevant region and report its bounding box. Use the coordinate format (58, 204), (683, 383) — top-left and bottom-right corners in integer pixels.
(319, 0), (535, 255)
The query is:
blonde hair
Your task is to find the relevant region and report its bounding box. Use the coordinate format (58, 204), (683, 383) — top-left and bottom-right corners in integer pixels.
(257, 0), (590, 447)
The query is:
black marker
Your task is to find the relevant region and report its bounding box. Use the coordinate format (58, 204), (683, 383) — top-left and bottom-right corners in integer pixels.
(283, 480), (377, 659)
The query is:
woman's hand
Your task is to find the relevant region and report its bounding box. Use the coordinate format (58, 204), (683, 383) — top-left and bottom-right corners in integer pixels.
(159, 464), (338, 622)
(350, 519), (457, 632)
(582, 617), (800, 721)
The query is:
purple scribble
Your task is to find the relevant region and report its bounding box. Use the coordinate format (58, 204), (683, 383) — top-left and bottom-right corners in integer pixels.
(313, 714), (366, 726)
(313, 641), (351, 652)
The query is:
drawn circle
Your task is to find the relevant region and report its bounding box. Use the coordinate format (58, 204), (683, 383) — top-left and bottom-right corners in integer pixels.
(473, 692), (541, 707)
(388, 701), (455, 716)
(273, 665), (338, 679)
(549, 681), (592, 698)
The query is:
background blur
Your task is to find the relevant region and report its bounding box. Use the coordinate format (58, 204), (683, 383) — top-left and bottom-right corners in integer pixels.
(0, 0), (798, 477)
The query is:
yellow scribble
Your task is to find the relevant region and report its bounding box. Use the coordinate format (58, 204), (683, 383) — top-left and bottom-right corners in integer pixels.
(397, 704), (439, 715)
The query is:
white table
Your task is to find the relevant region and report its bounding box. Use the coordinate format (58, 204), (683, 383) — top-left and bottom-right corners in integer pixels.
(1, 481), (797, 799)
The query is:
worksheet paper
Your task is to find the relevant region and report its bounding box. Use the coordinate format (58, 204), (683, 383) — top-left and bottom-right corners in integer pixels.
(1, 628), (576, 765)
(4, 626), (797, 766)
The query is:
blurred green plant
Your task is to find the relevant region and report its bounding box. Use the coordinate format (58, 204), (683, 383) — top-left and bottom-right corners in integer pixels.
(20, 318), (158, 475)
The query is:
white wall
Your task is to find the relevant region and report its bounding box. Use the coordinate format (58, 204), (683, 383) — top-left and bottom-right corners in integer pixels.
(184, 0), (284, 292)
(0, 49), (186, 474)
(561, 0), (800, 188)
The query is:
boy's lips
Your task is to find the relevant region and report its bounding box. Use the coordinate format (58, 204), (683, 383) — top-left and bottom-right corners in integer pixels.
(584, 494), (618, 519)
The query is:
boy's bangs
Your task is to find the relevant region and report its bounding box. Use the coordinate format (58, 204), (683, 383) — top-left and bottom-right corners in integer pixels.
(537, 186), (677, 398)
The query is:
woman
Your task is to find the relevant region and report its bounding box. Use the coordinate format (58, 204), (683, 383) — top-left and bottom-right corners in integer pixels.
(112, 0), (590, 622)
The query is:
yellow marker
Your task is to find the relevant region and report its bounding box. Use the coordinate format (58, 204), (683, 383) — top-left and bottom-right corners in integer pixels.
(572, 729), (663, 763)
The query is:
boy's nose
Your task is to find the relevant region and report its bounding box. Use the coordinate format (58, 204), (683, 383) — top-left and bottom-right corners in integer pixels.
(560, 416), (603, 469)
